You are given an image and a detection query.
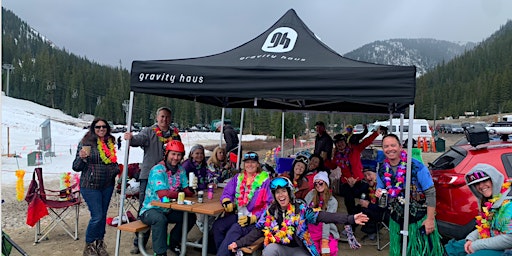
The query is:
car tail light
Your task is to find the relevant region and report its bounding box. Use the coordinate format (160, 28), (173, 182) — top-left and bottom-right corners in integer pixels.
(433, 173), (467, 188)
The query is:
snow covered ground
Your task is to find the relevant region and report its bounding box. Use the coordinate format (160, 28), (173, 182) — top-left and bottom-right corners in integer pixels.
(1, 93), (266, 185)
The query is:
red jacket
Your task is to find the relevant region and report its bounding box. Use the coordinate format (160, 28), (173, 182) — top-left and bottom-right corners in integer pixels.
(327, 131), (378, 183)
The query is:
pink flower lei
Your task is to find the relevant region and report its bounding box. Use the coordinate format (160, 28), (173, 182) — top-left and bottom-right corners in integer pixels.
(383, 150), (407, 198)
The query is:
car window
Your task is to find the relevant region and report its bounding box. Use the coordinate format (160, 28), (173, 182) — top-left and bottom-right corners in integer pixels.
(503, 153), (512, 178)
(429, 146), (468, 170)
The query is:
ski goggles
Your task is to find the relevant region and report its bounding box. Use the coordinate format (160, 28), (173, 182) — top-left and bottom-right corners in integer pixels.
(270, 177), (290, 190)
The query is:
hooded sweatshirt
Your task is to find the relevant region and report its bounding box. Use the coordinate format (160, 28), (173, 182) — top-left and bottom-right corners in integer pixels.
(464, 163), (512, 252)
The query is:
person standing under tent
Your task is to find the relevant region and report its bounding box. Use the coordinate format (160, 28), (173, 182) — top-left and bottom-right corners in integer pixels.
(313, 121), (333, 161)
(375, 134), (444, 256)
(123, 107), (181, 254)
(73, 118), (119, 256)
(328, 126), (380, 220)
(444, 164), (512, 256)
(223, 122), (239, 155)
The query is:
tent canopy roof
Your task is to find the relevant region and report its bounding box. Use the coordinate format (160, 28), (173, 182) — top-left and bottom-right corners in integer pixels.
(130, 9), (416, 114)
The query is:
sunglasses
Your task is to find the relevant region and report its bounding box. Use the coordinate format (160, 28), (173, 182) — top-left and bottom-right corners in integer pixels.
(94, 125), (108, 129)
(243, 153), (258, 160)
(270, 177), (289, 190)
(314, 181), (325, 187)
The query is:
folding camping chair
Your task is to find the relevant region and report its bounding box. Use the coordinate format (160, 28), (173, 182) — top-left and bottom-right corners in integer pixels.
(376, 212), (390, 251)
(33, 167), (81, 243)
(115, 163), (141, 222)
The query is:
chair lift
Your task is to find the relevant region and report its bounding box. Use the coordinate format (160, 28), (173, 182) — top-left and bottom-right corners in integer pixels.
(33, 167), (82, 243)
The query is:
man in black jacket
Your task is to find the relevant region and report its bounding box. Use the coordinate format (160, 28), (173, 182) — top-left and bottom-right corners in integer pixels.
(223, 123), (239, 155)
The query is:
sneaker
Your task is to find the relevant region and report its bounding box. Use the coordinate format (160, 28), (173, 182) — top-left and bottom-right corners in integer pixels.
(367, 233), (377, 241)
(83, 243), (98, 256)
(95, 240), (109, 256)
(169, 245), (181, 256)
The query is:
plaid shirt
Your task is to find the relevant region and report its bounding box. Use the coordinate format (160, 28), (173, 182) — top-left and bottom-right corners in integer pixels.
(72, 142), (119, 189)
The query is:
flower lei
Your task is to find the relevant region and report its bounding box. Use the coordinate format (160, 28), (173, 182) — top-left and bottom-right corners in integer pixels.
(475, 179), (512, 238)
(334, 148), (351, 169)
(167, 168), (181, 191)
(153, 126), (179, 143)
(15, 170), (25, 201)
(368, 185), (377, 204)
(235, 171), (269, 207)
(97, 138), (117, 164)
(263, 204), (299, 245)
(383, 150), (407, 198)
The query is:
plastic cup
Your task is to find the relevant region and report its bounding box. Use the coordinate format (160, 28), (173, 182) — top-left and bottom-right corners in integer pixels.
(82, 146), (91, 156)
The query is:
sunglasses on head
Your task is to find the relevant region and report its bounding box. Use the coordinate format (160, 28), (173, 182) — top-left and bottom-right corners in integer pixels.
(270, 177), (289, 190)
(94, 125), (108, 129)
(243, 153), (258, 160)
(314, 181), (325, 187)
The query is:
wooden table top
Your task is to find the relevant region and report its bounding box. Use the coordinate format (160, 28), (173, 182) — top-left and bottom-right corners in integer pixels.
(151, 188), (224, 216)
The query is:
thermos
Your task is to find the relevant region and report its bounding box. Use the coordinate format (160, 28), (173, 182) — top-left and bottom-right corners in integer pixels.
(189, 172), (196, 188)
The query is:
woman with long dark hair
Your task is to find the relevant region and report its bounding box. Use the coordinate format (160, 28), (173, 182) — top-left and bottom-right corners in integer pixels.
(73, 118), (119, 256)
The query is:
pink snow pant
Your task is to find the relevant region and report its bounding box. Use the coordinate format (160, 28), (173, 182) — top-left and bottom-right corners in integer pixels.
(308, 223), (338, 256)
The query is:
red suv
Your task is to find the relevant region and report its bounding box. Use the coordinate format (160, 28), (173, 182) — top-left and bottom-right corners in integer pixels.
(429, 131), (512, 240)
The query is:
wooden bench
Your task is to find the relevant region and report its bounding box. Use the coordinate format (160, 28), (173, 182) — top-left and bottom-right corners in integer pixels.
(118, 220), (150, 256)
(240, 237), (264, 256)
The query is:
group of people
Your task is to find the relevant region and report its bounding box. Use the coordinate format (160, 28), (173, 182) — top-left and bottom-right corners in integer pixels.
(73, 113), (512, 256)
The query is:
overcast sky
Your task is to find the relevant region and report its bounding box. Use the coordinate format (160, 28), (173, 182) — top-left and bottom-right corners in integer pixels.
(2, 0), (512, 69)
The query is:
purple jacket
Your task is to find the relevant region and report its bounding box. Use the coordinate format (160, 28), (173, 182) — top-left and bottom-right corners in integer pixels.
(182, 159), (208, 190)
(220, 172), (273, 218)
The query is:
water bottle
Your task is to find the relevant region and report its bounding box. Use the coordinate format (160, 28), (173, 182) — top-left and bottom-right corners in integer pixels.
(208, 184), (214, 200)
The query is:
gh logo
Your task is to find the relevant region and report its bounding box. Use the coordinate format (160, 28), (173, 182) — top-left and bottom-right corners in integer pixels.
(261, 27), (297, 53)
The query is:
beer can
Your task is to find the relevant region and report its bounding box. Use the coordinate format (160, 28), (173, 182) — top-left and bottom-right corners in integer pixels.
(177, 192), (185, 205)
(197, 190), (204, 203)
(378, 190), (388, 208)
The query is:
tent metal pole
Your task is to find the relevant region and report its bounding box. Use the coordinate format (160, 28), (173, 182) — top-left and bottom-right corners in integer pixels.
(220, 108), (225, 147)
(388, 113), (393, 136)
(401, 104), (415, 255)
(399, 113), (404, 144)
(236, 108), (245, 170)
(281, 111), (285, 157)
(115, 91), (134, 256)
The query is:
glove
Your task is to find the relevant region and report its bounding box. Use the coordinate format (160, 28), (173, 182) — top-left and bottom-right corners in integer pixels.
(238, 215), (257, 227)
(222, 198), (234, 213)
(321, 239), (330, 256)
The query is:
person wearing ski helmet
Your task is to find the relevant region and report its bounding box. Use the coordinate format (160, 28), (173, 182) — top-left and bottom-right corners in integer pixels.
(138, 140), (197, 256)
(228, 177), (369, 256)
